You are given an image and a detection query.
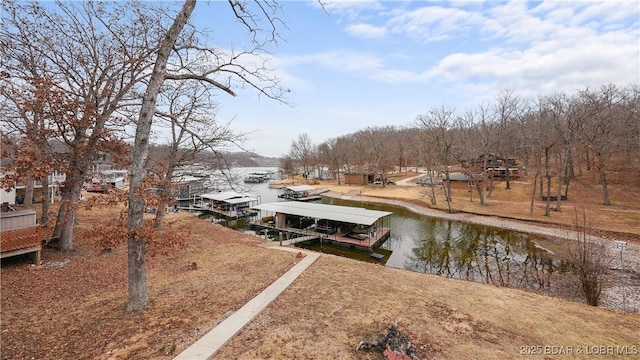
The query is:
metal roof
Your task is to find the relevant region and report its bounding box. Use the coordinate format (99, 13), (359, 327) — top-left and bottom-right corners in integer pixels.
(284, 185), (316, 192)
(200, 191), (256, 203)
(252, 201), (392, 226)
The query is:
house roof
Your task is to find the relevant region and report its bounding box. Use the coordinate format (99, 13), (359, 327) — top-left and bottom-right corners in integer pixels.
(252, 201), (392, 226)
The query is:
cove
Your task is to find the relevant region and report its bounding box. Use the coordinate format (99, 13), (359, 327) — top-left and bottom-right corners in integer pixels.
(295, 197), (570, 291)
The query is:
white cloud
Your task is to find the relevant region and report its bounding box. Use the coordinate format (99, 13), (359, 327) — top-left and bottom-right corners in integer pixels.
(284, 50), (384, 75)
(426, 27), (638, 99)
(387, 5), (486, 42)
(345, 23), (387, 39)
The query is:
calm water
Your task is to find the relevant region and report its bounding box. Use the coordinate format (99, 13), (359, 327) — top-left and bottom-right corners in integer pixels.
(323, 197), (562, 290)
(212, 167), (563, 290)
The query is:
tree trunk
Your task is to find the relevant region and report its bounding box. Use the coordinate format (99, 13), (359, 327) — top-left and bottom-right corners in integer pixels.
(444, 170), (452, 213)
(40, 173), (51, 225)
(24, 170), (34, 207)
(555, 175), (562, 212)
(530, 172), (538, 215)
(596, 153), (611, 206)
(154, 206), (166, 229)
(505, 152), (511, 190)
(126, 0), (196, 312)
(475, 181), (487, 206)
(539, 173), (544, 198)
(53, 170), (85, 251)
(545, 175), (552, 216)
(428, 171), (436, 205)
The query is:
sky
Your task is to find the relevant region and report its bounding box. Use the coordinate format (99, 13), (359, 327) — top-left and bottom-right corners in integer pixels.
(188, 0), (639, 158)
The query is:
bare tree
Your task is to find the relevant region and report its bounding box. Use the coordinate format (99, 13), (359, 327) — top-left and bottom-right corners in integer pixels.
(416, 106), (456, 213)
(127, 0), (288, 311)
(578, 85), (627, 206)
(363, 126), (396, 187)
(288, 133), (316, 180)
(278, 155), (296, 178)
(1, 1), (165, 250)
(494, 90), (525, 190)
(567, 211), (609, 306)
(0, 76), (66, 224)
(149, 80), (245, 228)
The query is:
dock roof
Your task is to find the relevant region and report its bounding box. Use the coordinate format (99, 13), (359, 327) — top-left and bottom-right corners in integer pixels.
(284, 185), (316, 192)
(252, 201), (392, 226)
(200, 191), (256, 204)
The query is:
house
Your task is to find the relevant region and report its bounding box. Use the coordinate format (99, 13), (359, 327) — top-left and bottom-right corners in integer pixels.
(468, 153), (520, 179)
(344, 172), (376, 185)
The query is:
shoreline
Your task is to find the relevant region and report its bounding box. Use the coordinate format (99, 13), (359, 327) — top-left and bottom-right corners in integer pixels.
(322, 190), (640, 313)
(323, 190), (637, 243)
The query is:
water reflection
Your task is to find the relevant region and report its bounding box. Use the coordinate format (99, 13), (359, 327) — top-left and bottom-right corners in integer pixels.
(323, 197), (560, 291)
(406, 221), (557, 290)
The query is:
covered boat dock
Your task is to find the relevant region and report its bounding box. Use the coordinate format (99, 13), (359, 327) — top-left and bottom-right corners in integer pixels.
(277, 185), (328, 201)
(179, 191), (258, 218)
(251, 201), (392, 250)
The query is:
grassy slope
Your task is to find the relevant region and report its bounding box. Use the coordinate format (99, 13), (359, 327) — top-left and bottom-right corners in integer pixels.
(215, 254), (639, 359)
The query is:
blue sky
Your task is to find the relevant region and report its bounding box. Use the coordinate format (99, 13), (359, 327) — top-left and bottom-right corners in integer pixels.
(188, 1), (639, 158)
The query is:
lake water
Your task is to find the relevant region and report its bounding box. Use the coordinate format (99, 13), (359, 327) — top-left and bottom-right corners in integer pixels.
(210, 167), (564, 291)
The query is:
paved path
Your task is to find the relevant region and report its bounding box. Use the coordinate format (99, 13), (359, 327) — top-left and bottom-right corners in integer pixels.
(174, 247), (320, 360)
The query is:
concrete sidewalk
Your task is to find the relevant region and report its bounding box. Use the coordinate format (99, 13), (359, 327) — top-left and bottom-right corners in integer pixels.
(174, 248), (320, 360)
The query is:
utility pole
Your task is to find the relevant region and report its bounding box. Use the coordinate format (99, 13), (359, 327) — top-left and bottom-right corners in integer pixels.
(614, 241), (627, 312)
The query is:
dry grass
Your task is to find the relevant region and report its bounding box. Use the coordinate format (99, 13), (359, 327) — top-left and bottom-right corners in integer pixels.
(216, 255), (639, 359)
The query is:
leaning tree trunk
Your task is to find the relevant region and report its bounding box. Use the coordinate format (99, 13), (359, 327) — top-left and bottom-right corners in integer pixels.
(126, 0), (197, 312)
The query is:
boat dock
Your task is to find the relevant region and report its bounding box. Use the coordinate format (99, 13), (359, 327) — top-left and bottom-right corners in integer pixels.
(276, 185), (328, 202)
(250, 201), (392, 250)
(178, 191), (259, 219)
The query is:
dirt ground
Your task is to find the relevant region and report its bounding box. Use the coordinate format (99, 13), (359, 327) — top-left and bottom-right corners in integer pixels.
(1, 172), (639, 359)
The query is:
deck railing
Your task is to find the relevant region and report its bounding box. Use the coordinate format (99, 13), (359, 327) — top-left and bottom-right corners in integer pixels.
(1, 226), (43, 253)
